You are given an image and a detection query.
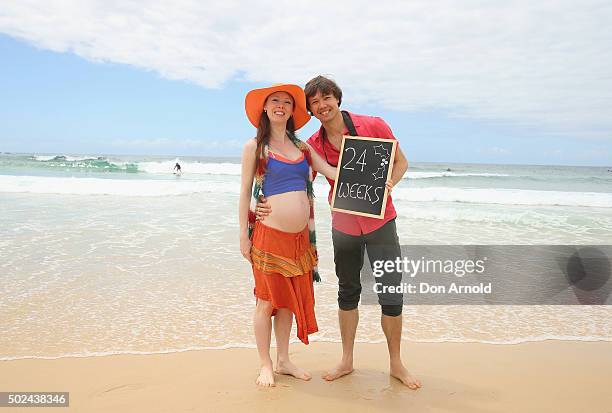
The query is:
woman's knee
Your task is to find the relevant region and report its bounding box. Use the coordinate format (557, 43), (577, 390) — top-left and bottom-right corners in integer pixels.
(255, 299), (273, 316)
(274, 307), (292, 318)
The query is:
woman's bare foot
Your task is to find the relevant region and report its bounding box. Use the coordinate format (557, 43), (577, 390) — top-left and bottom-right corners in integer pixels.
(390, 360), (421, 390)
(322, 361), (354, 381)
(256, 364), (275, 387)
(275, 360), (312, 381)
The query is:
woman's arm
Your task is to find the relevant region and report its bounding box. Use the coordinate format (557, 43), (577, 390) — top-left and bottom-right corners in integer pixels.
(239, 139), (257, 263)
(306, 143), (338, 180)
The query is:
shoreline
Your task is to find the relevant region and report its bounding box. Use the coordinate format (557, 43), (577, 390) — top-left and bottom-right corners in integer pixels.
(2, 341), (611, 412)
(3, 335), (612, 362)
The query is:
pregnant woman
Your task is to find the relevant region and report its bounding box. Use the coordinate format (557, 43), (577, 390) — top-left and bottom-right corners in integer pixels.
(239, 83), (337, 387)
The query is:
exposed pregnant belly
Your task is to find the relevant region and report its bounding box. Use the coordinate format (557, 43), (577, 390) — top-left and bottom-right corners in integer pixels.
(264, 191), (310, 233)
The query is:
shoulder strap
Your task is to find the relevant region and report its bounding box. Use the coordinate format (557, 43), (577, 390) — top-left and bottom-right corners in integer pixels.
(319, 111), (357, 166)
(341, 111), (358, 136)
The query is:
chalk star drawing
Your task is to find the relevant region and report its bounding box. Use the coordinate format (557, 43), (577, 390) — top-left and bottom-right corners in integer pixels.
(373, 144), (389, 159)
(372, 144), (390, 180)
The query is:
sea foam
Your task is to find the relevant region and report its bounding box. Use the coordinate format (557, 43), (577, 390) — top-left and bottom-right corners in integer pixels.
(2, 175), (611, 208)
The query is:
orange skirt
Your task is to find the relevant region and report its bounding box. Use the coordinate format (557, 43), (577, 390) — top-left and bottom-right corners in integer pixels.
(251, 221), (318, 344)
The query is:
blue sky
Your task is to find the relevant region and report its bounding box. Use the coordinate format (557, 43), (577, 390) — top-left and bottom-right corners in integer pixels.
(1, 2), (611, 166)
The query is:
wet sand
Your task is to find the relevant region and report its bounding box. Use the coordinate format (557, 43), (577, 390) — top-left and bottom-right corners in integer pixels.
(1, 341), (611, 412)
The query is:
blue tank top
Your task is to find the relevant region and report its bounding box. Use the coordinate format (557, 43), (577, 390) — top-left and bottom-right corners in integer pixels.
(262, 152), (308, 197)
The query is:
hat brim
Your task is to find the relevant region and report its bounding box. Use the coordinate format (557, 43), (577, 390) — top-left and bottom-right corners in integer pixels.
(245, 84), (311, 130)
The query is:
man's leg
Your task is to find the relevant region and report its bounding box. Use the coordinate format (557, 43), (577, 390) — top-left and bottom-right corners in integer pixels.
(323, 228), (364, 381)
(322, 307), (359, 381)
(381, 313), (421, 389)
(366, 219), (422, 389)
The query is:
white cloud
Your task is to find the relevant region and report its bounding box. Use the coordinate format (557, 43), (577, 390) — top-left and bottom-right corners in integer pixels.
(1, 0), (612, 138)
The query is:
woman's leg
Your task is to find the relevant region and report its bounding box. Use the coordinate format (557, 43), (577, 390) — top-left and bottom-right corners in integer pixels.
(274, 308), (312, 380)
(254, 299), (275, 386)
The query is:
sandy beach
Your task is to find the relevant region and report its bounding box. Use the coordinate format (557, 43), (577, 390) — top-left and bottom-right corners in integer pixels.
(2, 340), (611, 412)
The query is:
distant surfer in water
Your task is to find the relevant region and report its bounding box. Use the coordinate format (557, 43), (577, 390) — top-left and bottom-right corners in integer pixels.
(174, 162), (182, 175)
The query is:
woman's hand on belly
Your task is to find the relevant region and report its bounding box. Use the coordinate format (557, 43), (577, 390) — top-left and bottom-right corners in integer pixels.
(265, 191), (310, 232)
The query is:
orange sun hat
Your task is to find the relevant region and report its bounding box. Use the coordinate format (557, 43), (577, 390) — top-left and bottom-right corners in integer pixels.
(245, 83), (311, 130)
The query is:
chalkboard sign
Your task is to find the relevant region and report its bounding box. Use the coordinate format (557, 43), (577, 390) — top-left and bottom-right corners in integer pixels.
(331, 135), (397, 218)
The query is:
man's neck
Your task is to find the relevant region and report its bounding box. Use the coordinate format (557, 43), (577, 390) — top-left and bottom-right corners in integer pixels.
(322, 111), (345, 145)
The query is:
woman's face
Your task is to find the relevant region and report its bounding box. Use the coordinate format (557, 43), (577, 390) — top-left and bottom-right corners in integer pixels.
(264, 91), (294, 125)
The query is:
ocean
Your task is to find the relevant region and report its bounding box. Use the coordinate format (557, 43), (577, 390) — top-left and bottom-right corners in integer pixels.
(1, 152), (611, 360)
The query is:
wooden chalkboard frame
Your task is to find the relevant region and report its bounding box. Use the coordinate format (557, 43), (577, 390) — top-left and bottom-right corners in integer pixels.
(330, 135), (397, 219)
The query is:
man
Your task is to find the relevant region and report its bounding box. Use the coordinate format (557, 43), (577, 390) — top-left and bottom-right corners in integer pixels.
(257, 76), (421, 390)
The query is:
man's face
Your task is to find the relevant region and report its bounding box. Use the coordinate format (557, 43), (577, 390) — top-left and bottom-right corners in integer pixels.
(308, 91), (340, 123)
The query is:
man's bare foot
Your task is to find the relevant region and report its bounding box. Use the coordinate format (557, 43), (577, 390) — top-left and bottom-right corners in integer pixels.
(275, 360), (312, 381)
(256, 364), (275, 387)
(390, 361), (421, 390)
(322, 361), (354, 381)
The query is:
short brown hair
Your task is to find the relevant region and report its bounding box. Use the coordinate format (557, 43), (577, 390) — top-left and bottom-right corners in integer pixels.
(304, 75), (343, 112)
